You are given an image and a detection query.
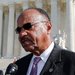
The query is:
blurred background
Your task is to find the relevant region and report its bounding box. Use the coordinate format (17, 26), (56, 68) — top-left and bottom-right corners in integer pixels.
(0, 0), (75, 74)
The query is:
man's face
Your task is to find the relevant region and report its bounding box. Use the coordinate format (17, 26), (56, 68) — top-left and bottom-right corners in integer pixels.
(17, 9), (51, 55)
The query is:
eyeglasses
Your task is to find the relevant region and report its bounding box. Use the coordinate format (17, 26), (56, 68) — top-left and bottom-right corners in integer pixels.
(15, 23), (34, 34)
(15, 21), (48, 34)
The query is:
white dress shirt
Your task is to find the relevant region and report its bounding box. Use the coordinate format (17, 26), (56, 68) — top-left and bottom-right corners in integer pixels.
(26, 42), (54, 75)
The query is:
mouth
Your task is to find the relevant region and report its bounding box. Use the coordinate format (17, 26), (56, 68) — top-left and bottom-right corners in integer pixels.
(20, 36), (35, 46)
(23, 40), (34, 46)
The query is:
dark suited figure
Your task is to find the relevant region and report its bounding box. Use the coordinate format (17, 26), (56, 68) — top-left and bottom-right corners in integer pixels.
(0, 70), (3, 75)
(14, 8), (75, 75)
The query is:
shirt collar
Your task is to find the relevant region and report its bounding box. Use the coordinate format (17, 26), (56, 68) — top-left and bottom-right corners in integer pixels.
(33, 42), (54, 63)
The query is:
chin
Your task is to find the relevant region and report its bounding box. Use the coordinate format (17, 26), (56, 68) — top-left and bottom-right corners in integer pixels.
(23, 46), (34, 52)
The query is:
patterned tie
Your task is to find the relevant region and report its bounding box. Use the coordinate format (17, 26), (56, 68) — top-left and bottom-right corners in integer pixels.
(30, 57), (41, 75)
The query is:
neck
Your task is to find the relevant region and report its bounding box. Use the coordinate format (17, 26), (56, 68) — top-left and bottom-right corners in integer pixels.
(36, 37), (53, 56)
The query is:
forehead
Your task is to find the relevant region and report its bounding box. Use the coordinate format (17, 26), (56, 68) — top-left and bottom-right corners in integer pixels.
(17, 9), (47, 26)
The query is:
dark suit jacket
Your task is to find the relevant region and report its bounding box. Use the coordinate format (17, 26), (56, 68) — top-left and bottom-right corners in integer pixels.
(15, 44), (75, 75)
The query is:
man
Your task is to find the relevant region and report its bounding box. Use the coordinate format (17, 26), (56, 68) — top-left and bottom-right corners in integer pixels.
(14, 8), (75, 75)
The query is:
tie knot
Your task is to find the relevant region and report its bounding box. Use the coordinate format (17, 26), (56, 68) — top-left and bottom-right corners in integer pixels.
(33, 57), (41, 65)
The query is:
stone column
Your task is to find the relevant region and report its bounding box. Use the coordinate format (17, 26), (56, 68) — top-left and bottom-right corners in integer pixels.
(14, 6), (22, 58)
(73, 1), (75, 51)
(35, 0), (43, 8)
(6, 4), (15, 58)
(51, 0), (59, 37)
(66, 0), (75, 51)
(57, 1), (67, 49)
(2, 7), (9, 57)
(0, 5), (3, 57)
(22, 0), (29, 10)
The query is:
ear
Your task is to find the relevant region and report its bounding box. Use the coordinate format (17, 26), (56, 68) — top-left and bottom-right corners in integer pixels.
(47, 21), (52, 34)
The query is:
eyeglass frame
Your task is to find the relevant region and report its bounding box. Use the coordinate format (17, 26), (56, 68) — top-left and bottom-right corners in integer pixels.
(15, 21), (48, 34)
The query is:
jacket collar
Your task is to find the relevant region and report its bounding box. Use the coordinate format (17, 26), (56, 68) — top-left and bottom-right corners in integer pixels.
(40, 43), (63, 75)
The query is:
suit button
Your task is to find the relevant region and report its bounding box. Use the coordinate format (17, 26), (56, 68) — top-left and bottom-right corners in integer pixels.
(49, 68), (53, 72)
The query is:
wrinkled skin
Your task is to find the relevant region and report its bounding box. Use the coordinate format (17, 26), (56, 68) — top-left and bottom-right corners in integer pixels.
(17, 9), (52, 56)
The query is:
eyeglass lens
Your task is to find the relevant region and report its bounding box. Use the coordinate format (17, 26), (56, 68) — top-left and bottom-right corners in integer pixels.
(15, 23), (32, 33)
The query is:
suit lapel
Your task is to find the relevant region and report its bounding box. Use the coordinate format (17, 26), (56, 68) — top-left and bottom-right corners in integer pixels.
(40, 44), (63, 75)
(16, 53), (33, 75)
(24, 53), (33, 75)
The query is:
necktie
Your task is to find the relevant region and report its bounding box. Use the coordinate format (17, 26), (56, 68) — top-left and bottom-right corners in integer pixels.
(30, 57), (41, 75)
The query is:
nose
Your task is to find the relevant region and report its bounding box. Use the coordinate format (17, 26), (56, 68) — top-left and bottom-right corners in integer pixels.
(19, 29), (27, 37)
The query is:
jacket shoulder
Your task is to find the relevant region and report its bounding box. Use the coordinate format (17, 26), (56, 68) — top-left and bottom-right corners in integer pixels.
(61, 49), (75, 64)
(15, 53), (33, 66)
(14, 53), (33, 75)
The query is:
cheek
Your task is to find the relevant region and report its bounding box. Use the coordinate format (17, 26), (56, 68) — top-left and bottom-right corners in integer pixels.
(36, 30), (47, 44)
(36, 32), (47, 50)
(35, 27), (47, 36)
(38, 33), (47, 42)
(34, 27), (47, 41)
